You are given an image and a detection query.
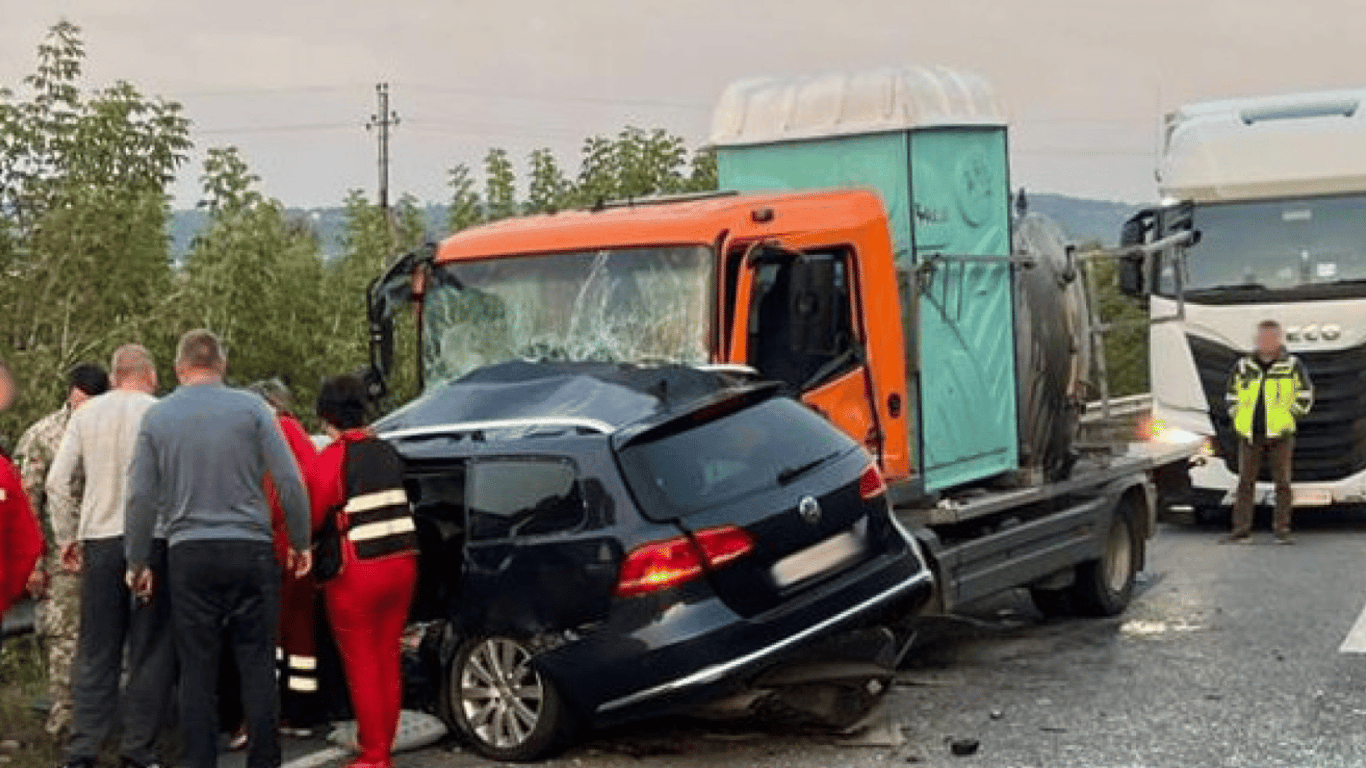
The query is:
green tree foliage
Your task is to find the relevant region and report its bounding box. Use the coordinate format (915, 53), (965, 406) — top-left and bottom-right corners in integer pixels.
(525, 148), (570, 214)
(182, 146), (329, 411)
(483, 148), (517, 221)
(1085, 251), (1149, 397)
(446, 163), (481, 233)
(0, 20), (189, 437)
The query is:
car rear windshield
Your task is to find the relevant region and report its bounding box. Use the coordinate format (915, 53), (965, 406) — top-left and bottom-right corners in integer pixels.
(618, 397), (859, 520)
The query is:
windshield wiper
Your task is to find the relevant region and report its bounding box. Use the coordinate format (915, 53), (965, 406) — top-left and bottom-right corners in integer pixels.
(1187, 283), (1267, 295)
(777, 451), (842, 486)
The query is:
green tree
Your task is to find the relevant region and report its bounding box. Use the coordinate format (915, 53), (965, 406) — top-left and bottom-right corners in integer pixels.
(446, 163), (482, 232)
(525, 148), (570, 214)
(686, 147), (719, 192)
(182, 146), (327, 407)
(483, 148), (517, 221)
(0, 20), (190, 437)
(1087, 251), (1149, 397)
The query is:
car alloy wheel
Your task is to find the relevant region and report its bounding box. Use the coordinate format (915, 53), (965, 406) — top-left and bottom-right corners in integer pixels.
(460, 637), (545, 749)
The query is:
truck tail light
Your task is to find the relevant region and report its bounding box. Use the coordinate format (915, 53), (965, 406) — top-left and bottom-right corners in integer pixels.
(859, 464), (887, 501)
(615, 525), (754, 598)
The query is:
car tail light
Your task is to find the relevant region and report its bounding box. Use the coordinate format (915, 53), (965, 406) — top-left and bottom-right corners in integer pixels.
(694, 525), (755, 568)
(615, 525), (755, 598)
(859, 464), (887, 500)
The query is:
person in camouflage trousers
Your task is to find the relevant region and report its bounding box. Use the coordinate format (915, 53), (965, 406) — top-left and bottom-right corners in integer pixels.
(13, 363), (109, 737)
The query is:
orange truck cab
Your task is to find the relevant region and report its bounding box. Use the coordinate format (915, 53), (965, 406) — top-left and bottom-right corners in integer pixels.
(403, 190), (911, 480)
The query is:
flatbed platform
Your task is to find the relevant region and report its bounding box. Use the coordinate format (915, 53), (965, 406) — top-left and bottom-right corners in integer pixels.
(892, 441), (1199, 527)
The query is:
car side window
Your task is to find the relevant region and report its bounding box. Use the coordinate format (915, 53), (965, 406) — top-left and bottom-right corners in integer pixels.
(465, 458), (585, 541)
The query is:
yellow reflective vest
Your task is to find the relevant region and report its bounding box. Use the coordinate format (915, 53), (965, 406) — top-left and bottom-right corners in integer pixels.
(1225, 351), (1313, 440)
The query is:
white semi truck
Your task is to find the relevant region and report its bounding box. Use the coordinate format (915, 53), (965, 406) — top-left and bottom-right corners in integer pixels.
(1122, 89), (1366, 517)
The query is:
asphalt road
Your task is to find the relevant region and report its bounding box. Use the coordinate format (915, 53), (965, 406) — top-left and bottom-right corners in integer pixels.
(246, 514), (1366, 768)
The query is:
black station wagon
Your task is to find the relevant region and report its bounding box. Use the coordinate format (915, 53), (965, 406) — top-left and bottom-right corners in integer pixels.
(376, 362), (933, 761)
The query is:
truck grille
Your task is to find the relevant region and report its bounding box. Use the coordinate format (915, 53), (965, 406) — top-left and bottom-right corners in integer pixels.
(1186, 334), (1366, 482)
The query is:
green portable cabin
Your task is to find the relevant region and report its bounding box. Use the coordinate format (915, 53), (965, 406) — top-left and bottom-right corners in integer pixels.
(710, 66), (1018, 492)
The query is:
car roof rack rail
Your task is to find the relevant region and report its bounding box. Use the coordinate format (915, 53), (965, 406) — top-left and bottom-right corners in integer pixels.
(381, 417), (616, 443)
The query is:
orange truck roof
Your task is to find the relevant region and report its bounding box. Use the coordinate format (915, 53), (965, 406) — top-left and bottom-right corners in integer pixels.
(434, 189), (890, 263)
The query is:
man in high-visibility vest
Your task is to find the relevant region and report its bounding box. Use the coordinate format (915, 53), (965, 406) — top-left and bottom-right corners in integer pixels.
(1223, 319), (1314, 544)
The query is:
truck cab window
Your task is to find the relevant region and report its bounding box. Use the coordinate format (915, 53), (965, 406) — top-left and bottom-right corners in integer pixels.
(466, 458), (585, 540)
(747, 251), (858, 391)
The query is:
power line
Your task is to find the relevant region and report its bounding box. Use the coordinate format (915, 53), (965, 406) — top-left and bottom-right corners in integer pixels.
(195, 121), (358, 136)
(396, 81), (710, 111)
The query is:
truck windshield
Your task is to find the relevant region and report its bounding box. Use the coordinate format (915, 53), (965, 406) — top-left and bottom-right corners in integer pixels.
(422, 245), (713, 386)
(1171, 194), (1366, 298)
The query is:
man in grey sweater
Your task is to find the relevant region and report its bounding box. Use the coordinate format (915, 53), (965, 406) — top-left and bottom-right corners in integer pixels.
(47, 344), (166, 768)
(125, 330), (311, 768)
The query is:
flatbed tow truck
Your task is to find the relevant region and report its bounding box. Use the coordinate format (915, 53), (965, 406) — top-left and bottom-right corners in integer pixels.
(365, 65), (1199, 621)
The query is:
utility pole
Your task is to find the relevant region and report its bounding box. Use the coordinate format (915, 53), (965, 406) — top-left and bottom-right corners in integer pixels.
(367, 82), (399, 213)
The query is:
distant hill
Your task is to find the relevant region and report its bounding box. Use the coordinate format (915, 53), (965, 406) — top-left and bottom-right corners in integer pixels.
(1025, 193), (1139, 247)
(166, 192), (1141, 261)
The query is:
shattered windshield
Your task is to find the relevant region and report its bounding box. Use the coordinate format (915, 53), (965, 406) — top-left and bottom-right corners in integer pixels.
(422, 245), (714, 387)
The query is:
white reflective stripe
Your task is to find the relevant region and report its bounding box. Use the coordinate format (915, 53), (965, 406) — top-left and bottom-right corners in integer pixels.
(348, 516), (417, 542)
(289, 655), (317, 671)
(343, 489), (409, 514)
(276, 648), (284, 661)
(288, 677), (319, 693)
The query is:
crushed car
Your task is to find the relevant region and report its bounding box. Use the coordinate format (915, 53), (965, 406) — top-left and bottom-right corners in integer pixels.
(379, 361), (934, 761)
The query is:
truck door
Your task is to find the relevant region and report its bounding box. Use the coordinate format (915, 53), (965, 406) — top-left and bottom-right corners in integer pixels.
(731, 246), (886, 460)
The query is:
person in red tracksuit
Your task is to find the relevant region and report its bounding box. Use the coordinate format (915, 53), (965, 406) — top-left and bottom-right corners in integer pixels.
(248, 379), (321, 734)
(1, 358), (44, 655)
(306, 375), (417, 768)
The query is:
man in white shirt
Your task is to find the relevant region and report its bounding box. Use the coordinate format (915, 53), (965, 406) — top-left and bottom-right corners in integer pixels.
(47, 344), (168, 768)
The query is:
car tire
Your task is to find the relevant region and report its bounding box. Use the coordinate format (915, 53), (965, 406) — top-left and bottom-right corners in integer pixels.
(442, 636), (574, 762)
(1070, 501), (1139, 617)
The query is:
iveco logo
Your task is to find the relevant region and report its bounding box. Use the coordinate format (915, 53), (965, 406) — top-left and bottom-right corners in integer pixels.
(1286, 324), (1341, 342)
(798, 496), (822, 525)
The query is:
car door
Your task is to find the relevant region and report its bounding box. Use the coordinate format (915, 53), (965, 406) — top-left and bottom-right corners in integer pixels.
(457, 456), (622, 638)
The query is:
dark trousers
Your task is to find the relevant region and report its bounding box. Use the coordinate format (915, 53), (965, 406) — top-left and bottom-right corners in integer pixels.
(68, 538), (176, 765)
(170, 540), (281, 768)
(1232, 435), (1295, 537)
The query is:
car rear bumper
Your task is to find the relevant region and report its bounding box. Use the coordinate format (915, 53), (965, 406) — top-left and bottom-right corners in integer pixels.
(554, 552), (932, 726)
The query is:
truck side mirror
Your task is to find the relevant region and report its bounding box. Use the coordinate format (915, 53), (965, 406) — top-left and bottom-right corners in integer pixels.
(788, 256), (839, 355)
(1118, 256), (1147, 298)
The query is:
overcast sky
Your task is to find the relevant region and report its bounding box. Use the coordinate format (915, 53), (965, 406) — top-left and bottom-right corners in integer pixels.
(4, 0), (1365, 210)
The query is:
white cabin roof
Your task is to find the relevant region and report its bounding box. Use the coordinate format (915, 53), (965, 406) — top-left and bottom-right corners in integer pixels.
(709, 66), (1006, 147)
(1161, 89), (1366, 202)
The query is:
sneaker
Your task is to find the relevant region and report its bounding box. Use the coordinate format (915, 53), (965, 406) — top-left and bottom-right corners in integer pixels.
(121, 759), (163, 768)
(227, 727), (249, 752)
(1275, 534), (1296, 545)
(1219, 534), (1253, 545)
(280, 725), (314, 739)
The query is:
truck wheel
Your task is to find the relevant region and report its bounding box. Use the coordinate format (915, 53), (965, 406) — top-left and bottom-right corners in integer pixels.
(1071, 502), (1139, 617)
(443, 636), (574, 762)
